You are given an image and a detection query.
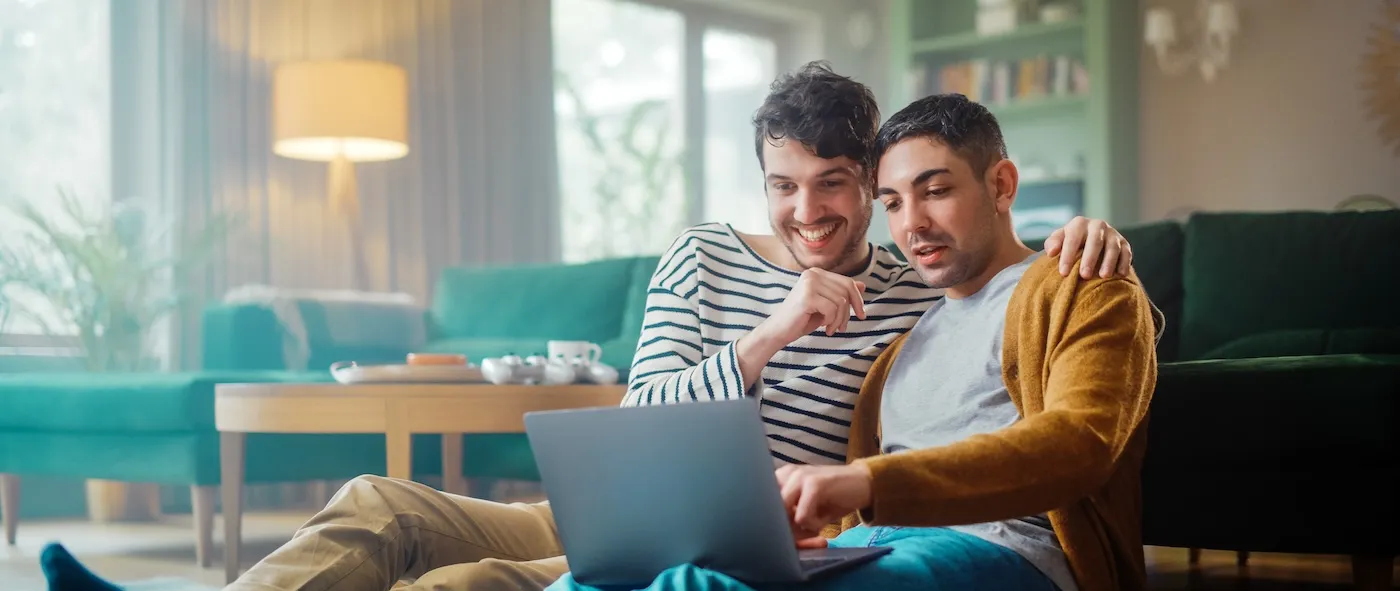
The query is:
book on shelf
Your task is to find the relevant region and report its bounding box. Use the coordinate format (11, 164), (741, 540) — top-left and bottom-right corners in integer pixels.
(915, 54), (1090, 107)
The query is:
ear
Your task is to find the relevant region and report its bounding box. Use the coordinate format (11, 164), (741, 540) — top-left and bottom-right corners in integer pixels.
(985, 158), (1018, 215)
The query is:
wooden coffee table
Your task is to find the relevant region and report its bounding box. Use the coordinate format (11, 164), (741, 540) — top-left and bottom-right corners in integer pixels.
(214, 382), (625, 582)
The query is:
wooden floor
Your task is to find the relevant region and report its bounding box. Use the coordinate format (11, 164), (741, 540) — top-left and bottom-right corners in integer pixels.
(0, 511), (1394, 589)
(1144, 547), (1396, 590)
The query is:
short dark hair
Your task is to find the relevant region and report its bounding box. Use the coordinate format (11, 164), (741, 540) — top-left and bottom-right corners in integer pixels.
(873, 93), (1008, 178)
(752, 61), (880, 172)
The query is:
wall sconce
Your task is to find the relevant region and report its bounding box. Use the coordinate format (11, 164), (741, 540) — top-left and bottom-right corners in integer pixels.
(1144, 0), (1240, 82)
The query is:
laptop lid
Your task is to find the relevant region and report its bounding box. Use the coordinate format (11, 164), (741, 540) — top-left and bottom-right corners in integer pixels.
(524, 398), (808, 586)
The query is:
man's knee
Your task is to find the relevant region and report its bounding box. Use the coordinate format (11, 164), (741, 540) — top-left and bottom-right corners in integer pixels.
(335, 473), (426, 503)
(320, 474), (423, 523)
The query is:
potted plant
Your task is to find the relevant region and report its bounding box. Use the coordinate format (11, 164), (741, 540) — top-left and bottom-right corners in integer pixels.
(0, 189), (233, 521)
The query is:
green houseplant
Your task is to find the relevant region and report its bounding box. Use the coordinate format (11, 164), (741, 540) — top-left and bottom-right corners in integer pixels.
(0, 190), (229, 371)
(0, 189), (232, 520)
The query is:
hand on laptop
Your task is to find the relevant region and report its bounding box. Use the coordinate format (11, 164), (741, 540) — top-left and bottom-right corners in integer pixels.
(776, 462), (874, 539)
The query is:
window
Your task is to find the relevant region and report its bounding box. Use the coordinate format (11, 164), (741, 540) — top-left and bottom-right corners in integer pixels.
(553, 0), (687, 262)
(0, 0), (111, 338)
(702, 28), (779, 236)
(552, 0), (790, 261)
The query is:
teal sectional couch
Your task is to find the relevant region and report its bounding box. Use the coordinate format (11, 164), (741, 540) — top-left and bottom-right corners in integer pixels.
(0, 253), (660, 566)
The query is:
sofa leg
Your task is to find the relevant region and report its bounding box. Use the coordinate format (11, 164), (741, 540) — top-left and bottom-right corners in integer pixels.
(1352, 554), (1395, 591)
(192, 485), (217, 568)
(0, 474), (18, 545)
(1188, 547), (1201, 565)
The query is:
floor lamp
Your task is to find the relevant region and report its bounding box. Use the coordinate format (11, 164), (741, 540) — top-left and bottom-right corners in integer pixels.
(272, 59), (409, 290)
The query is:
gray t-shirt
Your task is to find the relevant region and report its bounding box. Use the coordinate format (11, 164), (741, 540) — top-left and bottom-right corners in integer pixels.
(880, 251), (1078, 591)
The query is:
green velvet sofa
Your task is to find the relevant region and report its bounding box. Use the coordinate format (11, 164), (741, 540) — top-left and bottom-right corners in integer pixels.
(1017, 211), (1398, 576)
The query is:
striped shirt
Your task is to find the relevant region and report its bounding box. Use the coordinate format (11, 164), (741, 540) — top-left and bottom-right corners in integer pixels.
(622, 222), (943, 465)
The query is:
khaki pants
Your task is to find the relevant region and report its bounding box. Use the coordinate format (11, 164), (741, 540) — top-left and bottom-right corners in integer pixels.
(228, 475), (569, 591)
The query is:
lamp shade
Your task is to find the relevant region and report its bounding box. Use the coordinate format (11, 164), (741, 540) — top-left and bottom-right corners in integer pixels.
(273, 60), (409, 162)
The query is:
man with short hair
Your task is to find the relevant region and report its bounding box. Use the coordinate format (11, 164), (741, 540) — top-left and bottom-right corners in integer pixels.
(37, 64), (1136, 591)
(550, 92), (1159, 591)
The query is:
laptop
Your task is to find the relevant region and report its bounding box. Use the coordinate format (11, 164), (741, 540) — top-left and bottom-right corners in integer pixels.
(523, 398), (891, 587)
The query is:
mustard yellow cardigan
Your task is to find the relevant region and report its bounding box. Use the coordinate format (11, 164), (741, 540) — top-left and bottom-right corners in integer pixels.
(834, 256), (1162, 591)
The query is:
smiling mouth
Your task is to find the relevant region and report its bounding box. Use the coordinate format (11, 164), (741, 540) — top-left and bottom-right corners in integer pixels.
(794, 222), (840, 248)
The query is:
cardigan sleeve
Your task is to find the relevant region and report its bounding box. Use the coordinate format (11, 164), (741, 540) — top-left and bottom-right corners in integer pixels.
(855, 278), (1157, 527)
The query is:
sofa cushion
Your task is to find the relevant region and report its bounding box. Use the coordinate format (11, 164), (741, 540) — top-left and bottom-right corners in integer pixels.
(430, 257), (644, 342)
(1146, 354), (1398, 469)
(203, 302), (421, 371)
(0, 371), (330, 433)
(1179, 210), (1400, 360)
(1202, 328), (1400, 359)
(620, 255), (662, 343)
(1116, 221), (1185, 362)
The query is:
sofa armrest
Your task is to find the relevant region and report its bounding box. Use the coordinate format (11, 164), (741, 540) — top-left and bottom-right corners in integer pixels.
(201, 304), (288, 370)
(202, 296), (428, 371)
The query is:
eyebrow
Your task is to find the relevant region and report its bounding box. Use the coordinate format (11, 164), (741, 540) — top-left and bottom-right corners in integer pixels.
(765, 166), (856, 183)
(876, 168), (951, 196)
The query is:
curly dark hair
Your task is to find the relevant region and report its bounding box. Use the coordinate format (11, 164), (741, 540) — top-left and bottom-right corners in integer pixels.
(873, 93), (1008, 178)
(752, 61), (880, 173)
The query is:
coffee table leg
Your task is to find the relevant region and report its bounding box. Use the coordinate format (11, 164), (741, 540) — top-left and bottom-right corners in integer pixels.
(441, 433), (466, 496)
(386, 429), (412, 480)
(221, 431), (246, 584)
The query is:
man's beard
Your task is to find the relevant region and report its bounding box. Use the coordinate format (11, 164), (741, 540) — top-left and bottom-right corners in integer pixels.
(775, 198), (873, 274)
(909, 200), (998, 288)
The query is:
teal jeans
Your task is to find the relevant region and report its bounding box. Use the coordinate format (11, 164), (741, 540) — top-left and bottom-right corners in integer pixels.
(544, 526), (1060, 591)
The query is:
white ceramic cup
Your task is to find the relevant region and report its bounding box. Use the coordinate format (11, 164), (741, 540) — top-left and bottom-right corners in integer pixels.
(547, 340), (603, 365)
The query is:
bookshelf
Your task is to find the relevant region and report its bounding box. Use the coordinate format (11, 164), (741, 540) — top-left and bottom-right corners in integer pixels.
(887, 0), (1140, 236)
(909, 18), (1084, 55)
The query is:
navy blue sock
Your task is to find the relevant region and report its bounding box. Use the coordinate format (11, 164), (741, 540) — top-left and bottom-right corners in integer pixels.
(39, 543), (124, 591)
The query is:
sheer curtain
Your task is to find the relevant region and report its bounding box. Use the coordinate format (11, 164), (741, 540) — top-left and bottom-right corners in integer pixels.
(118, 0), (559, 368)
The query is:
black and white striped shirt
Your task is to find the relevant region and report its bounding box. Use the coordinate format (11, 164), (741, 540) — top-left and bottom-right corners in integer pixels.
(622, 222), (943, 465)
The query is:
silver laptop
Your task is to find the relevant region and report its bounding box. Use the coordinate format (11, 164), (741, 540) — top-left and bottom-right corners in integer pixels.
(523, 398), (890, 587)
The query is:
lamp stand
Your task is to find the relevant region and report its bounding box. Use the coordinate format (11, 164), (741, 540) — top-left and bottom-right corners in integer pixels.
(328, 154), (372, 291)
